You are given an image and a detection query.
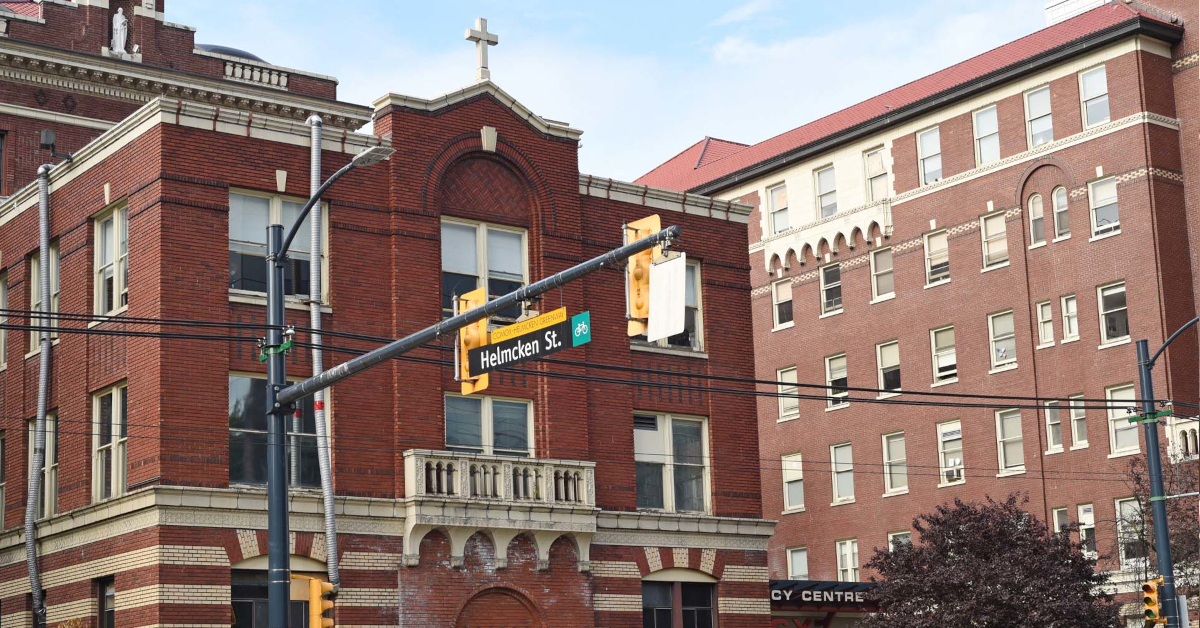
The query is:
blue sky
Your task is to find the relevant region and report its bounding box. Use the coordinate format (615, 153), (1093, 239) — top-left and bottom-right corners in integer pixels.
(170, 0), (1047, 181)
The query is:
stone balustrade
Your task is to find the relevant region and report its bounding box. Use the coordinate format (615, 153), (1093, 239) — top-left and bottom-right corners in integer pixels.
(224, 60), (288, 90)
(404, 449), (595, 508)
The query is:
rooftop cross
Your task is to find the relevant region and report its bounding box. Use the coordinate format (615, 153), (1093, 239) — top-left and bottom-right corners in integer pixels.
(464, 17), (499, 83)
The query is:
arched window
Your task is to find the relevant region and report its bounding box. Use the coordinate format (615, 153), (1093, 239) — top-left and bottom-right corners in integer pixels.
(1028, 194), (1045, 245)
(1190, 428), (1198, 456)
(1052, 187), (1070, 238)
(1182, 431), (1192, 457)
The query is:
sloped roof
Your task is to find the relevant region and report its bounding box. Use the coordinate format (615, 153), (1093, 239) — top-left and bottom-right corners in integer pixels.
(1, 1), (40, 17)
(635, 3), (1179, 194)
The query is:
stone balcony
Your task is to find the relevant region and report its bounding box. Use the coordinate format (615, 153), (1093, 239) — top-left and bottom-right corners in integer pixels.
(754, 199), (893, 273)
(402, 450), (598, 570)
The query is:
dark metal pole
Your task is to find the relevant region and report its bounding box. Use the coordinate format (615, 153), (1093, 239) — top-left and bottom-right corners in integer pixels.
(1136, 338), (1178, 627)
(266, 224), (291, 628)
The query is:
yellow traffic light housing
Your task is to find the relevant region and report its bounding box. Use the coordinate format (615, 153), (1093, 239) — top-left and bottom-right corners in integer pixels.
(1142, 577), (1165, 627)
(457, 286), (490, 395)
(625, 215), (662, 337)
(310, 578), (335, 627)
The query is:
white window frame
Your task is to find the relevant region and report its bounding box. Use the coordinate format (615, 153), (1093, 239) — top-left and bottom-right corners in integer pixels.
(93, 203), (129, 316)
(1050, 507), (1069, 533)
(870, 248), (894, 301)
(633, 413), (711, 514)
(876, 340), (901, 395)
(815, 165), (837, 219)
(1036, 301), (1054, 347)
(782, 453), (804, 511)
(0, 431), (6, 527)
(0, 272), (8, 369)
(1097, 282), (1129, 346)
(445, 394), (535, 457)
(830, 442), (854, 503)
(988, 310), (1017, 369)
(768, 183), (789, 234)
(92, 382), (128, 502)
(1106, 383), (1139, 456)
(888, 531), (912, 551)
(1115, 497), (1149, 571)
(917, 126), (941, 186)
(938, 420), (964, 485)
(1025, 85), (1054, 148)
(930, 325), (957, 384)
(27, 413), (57, 520)
(1088, 177), (1119, 237)
(882, 431), (907, 494)
(1028, 194), (1045, 246)
(228, 190), (330, 302)
(1069, 393), (1088, 449)
(820, 263), (842, 314)
(777, 367), (799, 421)
(924, 230), (949, 285)
(1061, 294), (1079, 341)
(772, 279), (793, 329)
(826, 353), (848, 409)
(1079, 65), (1110, 129)
(786, 547), (809, 579)
(980, 211), (1008, 269)
(441, 217), (529, 320)
(972, 105), (1000, 166)
(864, 148), (888, 202)
(835, 539), (859, 582)
(1078, 503), (1096, 556)
(1052, 187), (1070, 240)
(995, 408), (1025, 473)
(28, 241), (60, 353)
(1045, 401), (1063, 453)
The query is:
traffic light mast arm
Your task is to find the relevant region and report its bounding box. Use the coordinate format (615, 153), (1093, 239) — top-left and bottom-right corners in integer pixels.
(278, 224), (682, 406)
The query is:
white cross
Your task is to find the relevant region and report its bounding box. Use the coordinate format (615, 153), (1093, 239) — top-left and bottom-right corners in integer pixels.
(464, 17), (499, 83)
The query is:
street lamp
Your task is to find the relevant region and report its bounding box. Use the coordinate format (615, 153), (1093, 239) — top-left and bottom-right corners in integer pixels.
(263, 143), (394, 628)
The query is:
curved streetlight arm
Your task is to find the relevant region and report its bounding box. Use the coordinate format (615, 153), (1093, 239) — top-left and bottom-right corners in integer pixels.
(1148, 316), (1200, 369)
(279, 160), (355, 257)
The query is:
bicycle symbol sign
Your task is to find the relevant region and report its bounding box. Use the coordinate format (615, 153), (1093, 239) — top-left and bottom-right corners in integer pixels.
(571, 311), (592, 347)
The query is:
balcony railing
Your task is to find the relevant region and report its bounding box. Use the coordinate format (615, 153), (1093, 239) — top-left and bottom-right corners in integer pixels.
(404, 450), (595, 508)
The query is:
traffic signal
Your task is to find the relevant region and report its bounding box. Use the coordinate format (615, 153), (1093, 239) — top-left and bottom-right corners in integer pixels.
(1142, 577), (1165, 627)
(625, 214), (662, 337)
(457, 286), (489, 395)
(309, 577), (335, 627)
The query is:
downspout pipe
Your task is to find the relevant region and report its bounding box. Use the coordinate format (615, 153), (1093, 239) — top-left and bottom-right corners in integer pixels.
(306, 114), (340, 587)
(26, 163), (53, 624)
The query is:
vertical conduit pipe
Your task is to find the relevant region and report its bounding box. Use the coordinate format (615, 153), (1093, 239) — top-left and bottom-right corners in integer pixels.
(26, 163), (53, 625)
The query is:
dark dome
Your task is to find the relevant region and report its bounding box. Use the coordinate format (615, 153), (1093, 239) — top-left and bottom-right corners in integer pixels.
(196, 43), (266, 63)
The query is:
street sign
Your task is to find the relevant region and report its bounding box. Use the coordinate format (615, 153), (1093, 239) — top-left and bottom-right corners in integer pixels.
(467, 308), (592, 376)
(646, 252), (686, 343)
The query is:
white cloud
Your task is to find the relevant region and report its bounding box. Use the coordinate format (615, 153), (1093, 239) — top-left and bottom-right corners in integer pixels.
(712, 0), (777, 26)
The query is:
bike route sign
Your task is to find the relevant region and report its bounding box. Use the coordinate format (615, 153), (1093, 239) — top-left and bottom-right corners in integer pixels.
(467, 308), (591, 376)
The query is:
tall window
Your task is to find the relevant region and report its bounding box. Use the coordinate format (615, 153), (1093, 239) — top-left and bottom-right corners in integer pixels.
(1026, 86), (1053, 147)
(1077, 503), (1096, 555)
(778, 367), (799, 421)
(870, 248), (894, 300)
(229, 375), (318, 487)
(888, 531), (912, 550)
(27, 413), (57, 519)
(29, 241), (60, 350)
(98, 577), (116, 628)
(938, 420), (964, 484)
(787, 547), (809, 579)
(1051, 508), (1069, 533)
(1045, 401), (1063, 452)
(1052, 187), (1070, 238)
(93, 384), (128, 501)
(772, 279), (793, 327)
(769, 184), (789, 234)
(1036, 301), (1054, 346)
(835, 539), (859, 582)
(446, 395), (531, 457)
(988, 310), (1016, 369)
(1061, 294), (1079, 340)
(980, 212), (1008, 268)
(820, 264), (842, 314)
(1116, 497), (1148, 570)
(442, 219), (526, 319)
(1098, 282), (1129, 345)
(642, 582), (714, 628)
(634, 413), (708, 513)
(94, 205), (129, 315)
(996, 408), (1024, 472)
(931, 326), (957, 383)
(1079, 65), (1109, 128)
(924, 230), (949, 284)
(876, 341), (901, 393)
(883, 432), (907, 493)
(918, 127), (942, 185)
(0, 432), (6, 526)
(1070, 394), (1087, 447)
(826, 354), (848, 408)
(1107, 384), (1138, 455)
(639, 261), (703, 350)
(782, 453), (804, 510)
(830, 442), (854, 502)
(816, 166), (837, 219)
(865, 148), (888, 201)
(228, 192), (323, 298)
(973, 106), (1000, 165)
(1028, 194), (1045, 246)
(0, 273), (8, 368)
(1089, 178), (1119, 237)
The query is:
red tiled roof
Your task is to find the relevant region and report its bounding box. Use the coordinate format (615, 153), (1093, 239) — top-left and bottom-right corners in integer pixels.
(636, 3), (1173, 193)
(1, 1), (41, 18)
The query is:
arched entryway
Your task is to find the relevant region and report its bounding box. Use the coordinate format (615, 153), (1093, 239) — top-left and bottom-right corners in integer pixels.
(455, 587), (543, 628)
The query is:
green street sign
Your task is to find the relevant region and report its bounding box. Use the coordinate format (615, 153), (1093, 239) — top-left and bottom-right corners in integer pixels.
(571, 311), (591, 347)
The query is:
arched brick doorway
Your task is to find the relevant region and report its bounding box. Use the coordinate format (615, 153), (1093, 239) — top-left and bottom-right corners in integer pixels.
(455, 587), (542, 628)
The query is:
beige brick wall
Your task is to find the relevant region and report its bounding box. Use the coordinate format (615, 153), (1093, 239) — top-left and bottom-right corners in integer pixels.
(594, 593), (642, 612)
(338, 587), (398, 608)
(340, 551), (402, 570)
(114, 584), (231, 610)
(720, 565), (769, 583)
(591, 560), (641, 579)
(717, 597), (770, 615)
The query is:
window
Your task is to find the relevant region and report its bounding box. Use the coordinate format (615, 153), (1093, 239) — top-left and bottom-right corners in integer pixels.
(441, 219), (527, 319)
(888, 531), (912, 551)
(634, 413), (708, 513)
(671, 262), (703, 350)
(98, 577), (115, 628)
(820, 264), (841, 314)
(93, 384), (128, 501)
(782, 453), (804, 510)
(1098, 282), (1128, 344)
(938, 420), (964, 484)
(228, 375), (318, 487)
(787, 547), (809, 579)
(918, 127), (942, 185)
(882, 432), (907, 493)
(1036, 301), (1054, 346)
(996, 409), (1025, 472)
(830, 442), (854, 502)
(1078, 503), (1096, 555)
(1051, 507), (1069, 533)
(0, 432), (5, 527)
(29, 241), (60, 350)
(232, 570), (311, 627)
(981, 212), (1008, 268)
(973, 106), (1000, 165)
(1026, 86), (1054, 146)
(1045, 401), (1063, 452)
(1061, 294), (1079, 340)
(931, 326), (957, 383)
(446, 395), (531, 457)
(778, 367), (799, 421)
(876, 341), (900, 393)
(1052, 187), (1070, 238)
(865, 149), (888, 201)
(835, 539), (859, 582)
(94, 205), (129, 315)
(1089, 178), (1119, 236)
(228, 192), (324, 298)
(988, 310), (1016, 368)
(1028, 194), (1045, 245)
(772, 280), (793, 327)
(870, 248), (894, 299)
(826, 354), (848, 408)
(26, 413), (57, 519)
(1116, 497), (1149, 570)
(0, 273), (7, 368)
(1080, 65), (1109, 128)
(816, 166), (837, 219)
(1107, 384), (1138, 455)
(924, 230), (949, 284)
(642, 582), (714, 628)
(1070, 394), (1087, 447)
(769, 184), (789, 234)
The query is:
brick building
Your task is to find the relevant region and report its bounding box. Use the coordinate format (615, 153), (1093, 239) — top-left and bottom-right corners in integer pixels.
(0, 2), (774, 627)
(639, 0), (1199, 625)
